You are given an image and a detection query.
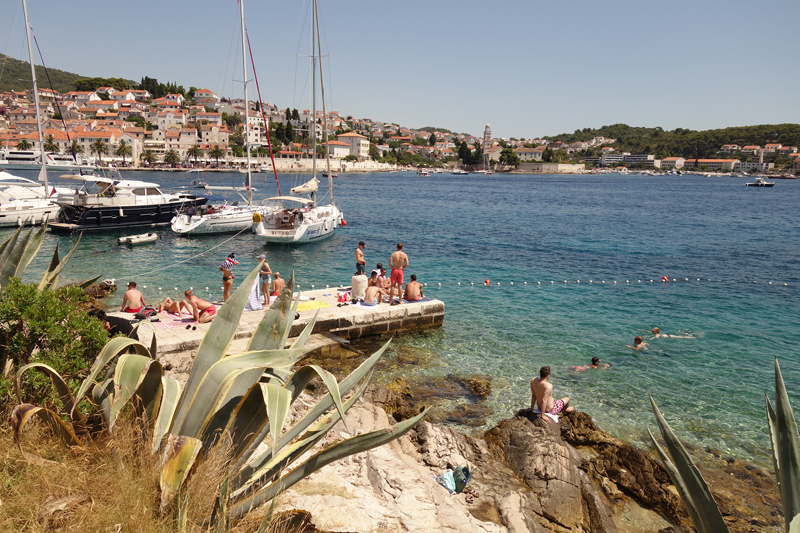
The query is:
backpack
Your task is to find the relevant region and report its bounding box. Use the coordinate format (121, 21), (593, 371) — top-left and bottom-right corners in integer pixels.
(134, 307), (157, 320)
(453, 466), (472, 493)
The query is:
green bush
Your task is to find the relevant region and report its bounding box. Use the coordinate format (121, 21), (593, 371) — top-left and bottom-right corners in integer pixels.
(0, 278), (108, 404)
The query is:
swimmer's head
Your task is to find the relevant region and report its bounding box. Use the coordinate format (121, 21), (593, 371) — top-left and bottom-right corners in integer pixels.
(652, 327), (660, 334)
(591, 357), (600, 365)
(634, 336), (643, 345)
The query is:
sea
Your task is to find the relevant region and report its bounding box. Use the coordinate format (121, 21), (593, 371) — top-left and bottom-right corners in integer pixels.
(7, 169), (800, 466)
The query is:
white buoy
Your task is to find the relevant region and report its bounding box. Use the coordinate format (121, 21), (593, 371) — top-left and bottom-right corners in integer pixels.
(458, 282), (461, 285)
(174, 287), (177, 291)
(614, 281), (617, 284)
(650, 280), (653, 282)
(190, 287), (193, 291)
(510, 282), (513, 285)
(602, 281), (605, 283)
(564, 280), (567, 283)
(537, 281), (541, 284)
(590, 280), (593, 283)
(438, 282), (441, 287)
(577, 280), (580, 283)
(638, 280), (641, 283)
(143, 285), (147, 289)
(550, 281), (554, 284)
(626, 280), (629, 283)
(785, 283), (788, 286)
(158, 287), (162, 291)
(312, 285), (315, 289)
(424, 283), (427, 286)
(471, 282), (474, 285)
(326, 285), (330, 288)
(769, 282), (772, 285)
(497, 282), (500, 286)
(205, 287), (209, 290)
(524, 281), (527, 285)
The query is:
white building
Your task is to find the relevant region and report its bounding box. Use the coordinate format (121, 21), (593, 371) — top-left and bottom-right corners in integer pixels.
(336, 132), (369, 159)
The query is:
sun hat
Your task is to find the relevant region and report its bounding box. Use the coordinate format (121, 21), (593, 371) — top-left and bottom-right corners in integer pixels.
(257, 254), (266, 260)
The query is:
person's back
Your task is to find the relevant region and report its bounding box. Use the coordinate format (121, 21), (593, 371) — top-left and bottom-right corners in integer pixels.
(272, 273), (285, 296)
(364, 285), (383, 304)
(403, 274), (423, 301)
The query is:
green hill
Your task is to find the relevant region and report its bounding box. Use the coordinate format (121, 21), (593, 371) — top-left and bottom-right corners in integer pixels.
(544, 123), (800, 159)
(0, 53), (85, 94)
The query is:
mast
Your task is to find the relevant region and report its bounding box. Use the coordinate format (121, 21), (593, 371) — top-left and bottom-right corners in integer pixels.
(311, 0), (317, 183)
(22, 0), (48, 192)
(239, 0), (252, 205)
(314, 0), (334, 203)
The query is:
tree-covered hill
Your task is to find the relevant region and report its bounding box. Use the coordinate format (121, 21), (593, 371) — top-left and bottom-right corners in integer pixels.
(544, 123), (800, 159)
(0, 53), (85, 94)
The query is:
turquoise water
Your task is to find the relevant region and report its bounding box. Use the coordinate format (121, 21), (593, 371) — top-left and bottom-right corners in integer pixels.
(9, 170), (800, 465)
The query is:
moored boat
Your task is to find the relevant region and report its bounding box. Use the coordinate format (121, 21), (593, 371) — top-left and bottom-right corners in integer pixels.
(745, 176), (775, 187)
(117, 232), (158, 245)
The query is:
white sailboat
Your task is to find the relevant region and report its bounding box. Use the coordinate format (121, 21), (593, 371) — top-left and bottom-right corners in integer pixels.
(252, 0), (342, 244)
(171, 0), (261, 236)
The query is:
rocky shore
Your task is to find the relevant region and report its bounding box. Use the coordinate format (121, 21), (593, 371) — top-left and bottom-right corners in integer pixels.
(268, 381), (782, 533)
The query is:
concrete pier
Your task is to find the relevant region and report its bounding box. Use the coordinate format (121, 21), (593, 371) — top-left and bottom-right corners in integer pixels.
(128, 286), (444, 356)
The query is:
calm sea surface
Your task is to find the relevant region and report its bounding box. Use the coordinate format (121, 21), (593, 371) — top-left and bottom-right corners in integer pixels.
(8, 169), (800, 464)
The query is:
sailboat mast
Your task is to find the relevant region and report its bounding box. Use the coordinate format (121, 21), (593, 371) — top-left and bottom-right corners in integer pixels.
(21, 0), (48, 192)
(314, 0), (334, 203)
(311, 0), (317, 181)
(239, 0), (252, 205)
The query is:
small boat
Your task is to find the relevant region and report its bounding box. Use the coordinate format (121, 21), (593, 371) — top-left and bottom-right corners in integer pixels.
(745, 176), (775, 187)
(190, 179), (208, 188)
(322, 172), (337, 178)
(118, 232), (158, 245)
(450, 169), (468, 175)
(417, 169), (429, 176)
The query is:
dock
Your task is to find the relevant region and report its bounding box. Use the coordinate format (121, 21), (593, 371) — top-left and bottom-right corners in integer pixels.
(126, 287), (444, 356)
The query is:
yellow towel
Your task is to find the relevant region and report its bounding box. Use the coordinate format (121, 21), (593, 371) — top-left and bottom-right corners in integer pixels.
(297, 300), (331, 312)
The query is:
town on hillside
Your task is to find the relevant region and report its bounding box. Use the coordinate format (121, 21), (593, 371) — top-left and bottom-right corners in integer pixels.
(1, 84), (798, 176)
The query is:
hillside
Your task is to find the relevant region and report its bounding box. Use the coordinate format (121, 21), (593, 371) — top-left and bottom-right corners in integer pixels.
(544, 123), (800, 159)
(0, 53), (85, 94)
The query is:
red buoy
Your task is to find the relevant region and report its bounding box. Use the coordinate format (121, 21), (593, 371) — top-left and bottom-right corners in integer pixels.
(661, 276), (669, 282)
(484, 279), (491, 286)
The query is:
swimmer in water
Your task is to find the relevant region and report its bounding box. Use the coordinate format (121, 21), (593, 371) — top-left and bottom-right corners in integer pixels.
(572, 357), (610, 374)
(626, 336), (648, 351)
(651, 327), (694, 339)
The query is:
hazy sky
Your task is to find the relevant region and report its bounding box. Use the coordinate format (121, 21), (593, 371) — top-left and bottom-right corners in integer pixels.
(2, 0), (798, 138)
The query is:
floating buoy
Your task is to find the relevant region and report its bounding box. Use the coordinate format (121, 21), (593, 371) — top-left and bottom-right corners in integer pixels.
(143, 285), (147, 289)
(458, 282), (461, 285)
(550, 281), (554, 284)
(524, 282), (527, 285)
(590, 280), (593, 283)
(158, 287), (162, 290)
(485, 279), (490, 286)
(577, 280), (580, 283)
(661, 277), (668, 282)
(510, 282), (513, 285)
(537, 281), (541, 284)
(340, 220), (347, 226)
(471, 282), (474, 285)
(438, 282), (441, 287)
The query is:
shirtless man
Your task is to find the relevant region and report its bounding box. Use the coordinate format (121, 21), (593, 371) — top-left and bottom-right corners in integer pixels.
(367, 271), (379, 287)
(185, 289), (216, 323)
(651, 327), (694, 339)
(258, 254), (272, 304)
(363, 284), (386, 305)
(271, 272), (285, 296)
(572, 357), (610, 374)
(378, 267), (391, 289)
(388, 243), (409, 305)
(120, 281), (146, 313)
(355, 241), (366, 275)
(403, 274), (424, 301)
(529, 366), (573, 420)
(158, 296), (189, 315)
(626, 336), (648, 351)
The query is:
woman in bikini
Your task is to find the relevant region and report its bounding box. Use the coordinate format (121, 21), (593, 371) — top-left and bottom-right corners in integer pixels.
(258, 254), (272, 305)
(219, 253), (238, 302)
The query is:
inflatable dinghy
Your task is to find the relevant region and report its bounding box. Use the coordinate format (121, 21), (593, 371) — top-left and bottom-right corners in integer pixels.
(118, 233), (158, 245)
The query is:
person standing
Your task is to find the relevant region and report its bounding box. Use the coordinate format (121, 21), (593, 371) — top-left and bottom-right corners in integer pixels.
(355, 241), (366, 275)
(219, 253), (238, 302)
(388, 242), (409, 305)
(258, 254), (272, 304)
(120, 281), (145, 313)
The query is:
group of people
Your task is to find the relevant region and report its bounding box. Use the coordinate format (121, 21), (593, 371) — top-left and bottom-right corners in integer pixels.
(626, 327), (695, 351)
(119, 277), (216, 324)
(354, 241), (424, 305)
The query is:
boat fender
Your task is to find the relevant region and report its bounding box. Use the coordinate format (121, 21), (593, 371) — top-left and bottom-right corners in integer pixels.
(661, 276), (669, 282)
(323, 221), (329, 231)
(252, 212), (262, 223)
(341, 219), (347, 226)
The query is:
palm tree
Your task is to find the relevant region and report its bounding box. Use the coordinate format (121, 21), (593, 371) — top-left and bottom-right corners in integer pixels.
(43, 135), (59, 153)
(187, 144), (204, 165)
(16, 139), (32, 151)
(68, 139), (84, 156)
(209, 145), (225, 168)
(141, 149), (156, 167)
(115, 140), (132, 166)
(163, 149), (181, 167)
(90, 139), (108, 166)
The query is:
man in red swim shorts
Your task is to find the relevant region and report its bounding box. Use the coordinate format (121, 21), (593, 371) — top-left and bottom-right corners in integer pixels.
(388, 242), (409, 305)
(120, 281), (145, 313)
(185, 289), (216, 323)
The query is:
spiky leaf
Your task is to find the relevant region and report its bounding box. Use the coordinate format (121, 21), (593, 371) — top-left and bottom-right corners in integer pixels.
(38, 233), (82, 291)
(14, 223), (46, 279)
(10, 403), (83, 461)
(153, 376), (181, 453)
(774, 358), (800, 532)
(160, 434), (203, 511)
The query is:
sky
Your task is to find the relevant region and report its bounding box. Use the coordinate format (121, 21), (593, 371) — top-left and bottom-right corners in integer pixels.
(2, 0), (799, 139)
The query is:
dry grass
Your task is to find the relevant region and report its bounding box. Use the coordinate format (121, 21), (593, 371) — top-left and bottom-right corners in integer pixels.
(0, 416), (303, 533)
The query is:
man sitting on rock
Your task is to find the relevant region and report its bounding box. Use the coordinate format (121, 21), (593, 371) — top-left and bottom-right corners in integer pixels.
(528, 366), (574, 421)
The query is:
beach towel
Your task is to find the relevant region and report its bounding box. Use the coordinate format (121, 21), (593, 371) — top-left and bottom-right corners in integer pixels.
(402, 297), (432, 304)
(352, 301), (380, 309)
(296, 300), (331, 312)
(531, 408), (559, 424)
(245, 280), (263, 311)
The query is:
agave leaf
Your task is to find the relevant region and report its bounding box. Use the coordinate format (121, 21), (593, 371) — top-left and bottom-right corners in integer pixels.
(14, 362), (89, 438)
(255, 499), (277, 533)
(650, 395), (728, 533)
(230, 406), (429, 520)
(289, 310), (319, 350)
(93, 378), (115, 429)
(235, 341), (390, 481)
(72, 337), (150, 418)
(177, 349), (308, 440)
(10, 403), (83, 462)
(14, 224), (46, 280)
(774, 358), (800, 532)
(41, 242), (60, 288)
(153, 376), (181, 454)
(217, 381), (270, 464)
(160, 434), (203, 512)
(766, 396), (782, 493)
(108, 354), (163, 430)
(791, 514), (800, 533)
(262, 383), (292, 459)
(648, 427), (704, 531)
(171, 263), (261, 434)
(38, 233), (82, 291)
(78, 274), (103, 290)
(0, 225), (30, 287)
(232, 370), (373, 493)
(304, 364), (348, 432)
(247, 273), (296, 352)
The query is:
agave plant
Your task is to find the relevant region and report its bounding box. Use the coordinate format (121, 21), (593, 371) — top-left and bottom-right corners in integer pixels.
(650, 358), (800, 533)
(11, 263), (428, 526)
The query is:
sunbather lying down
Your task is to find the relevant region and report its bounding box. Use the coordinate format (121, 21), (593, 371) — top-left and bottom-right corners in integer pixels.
(158, 296), (190, 315)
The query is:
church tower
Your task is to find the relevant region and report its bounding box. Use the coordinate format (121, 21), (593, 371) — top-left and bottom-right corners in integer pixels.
(483, 124), (491, 169)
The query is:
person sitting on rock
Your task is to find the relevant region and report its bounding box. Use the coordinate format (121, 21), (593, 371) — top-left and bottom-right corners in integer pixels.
(527, 366), (574, 421)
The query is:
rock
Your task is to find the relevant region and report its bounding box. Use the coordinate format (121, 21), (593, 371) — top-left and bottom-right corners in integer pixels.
(386, 377), (412, 398)
(430, 403), (493, 428)
(455, 374), (492, 398)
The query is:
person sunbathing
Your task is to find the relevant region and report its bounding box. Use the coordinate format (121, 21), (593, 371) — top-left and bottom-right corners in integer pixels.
(158, 296), (189, 314)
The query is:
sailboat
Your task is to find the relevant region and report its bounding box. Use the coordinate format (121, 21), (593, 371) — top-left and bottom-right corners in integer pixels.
(252, 0), (342, 244)
(170, 0), (262, 236)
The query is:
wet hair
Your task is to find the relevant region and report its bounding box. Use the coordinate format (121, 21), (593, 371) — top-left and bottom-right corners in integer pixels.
(652, 327), (660, 334)
(634, 336), (643, 344)
(591, 357), (600, 365)
(410, 274), (417, 281)
(539, 366), (551, 379)
(128, 281), (136, 288)
(397, 243), (403, 250)
(358, 241), (365, 246)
